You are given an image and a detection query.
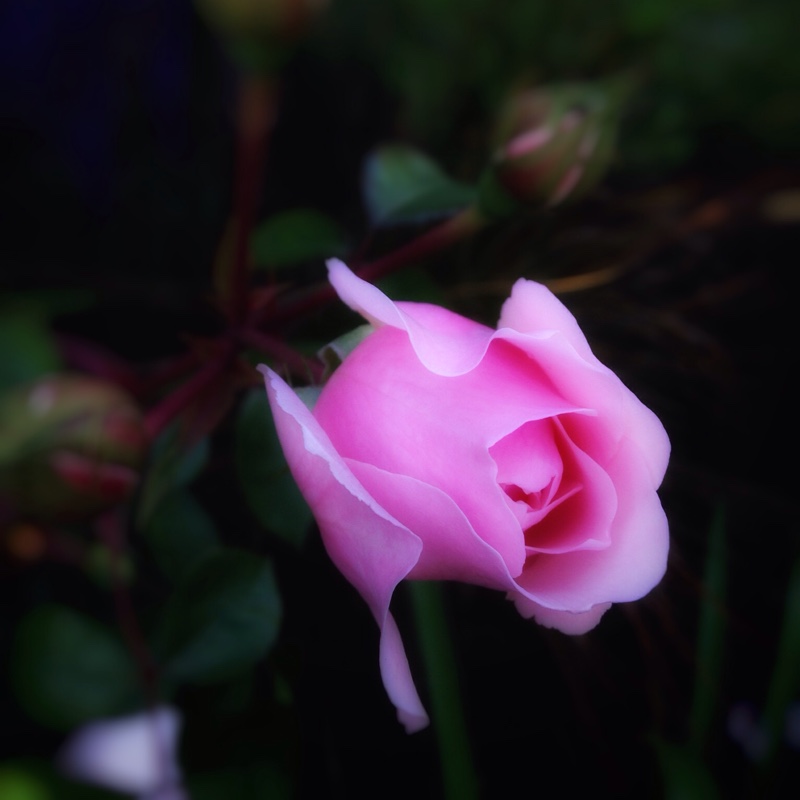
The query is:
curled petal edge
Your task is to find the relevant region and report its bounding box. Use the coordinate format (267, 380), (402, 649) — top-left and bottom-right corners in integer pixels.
(329, 259), (669, 488)
(511, 595), (612, 635)
(260, 365), (429, 732)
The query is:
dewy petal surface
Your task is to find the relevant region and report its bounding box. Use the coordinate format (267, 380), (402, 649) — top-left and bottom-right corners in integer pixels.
(261, 366), (429, 732)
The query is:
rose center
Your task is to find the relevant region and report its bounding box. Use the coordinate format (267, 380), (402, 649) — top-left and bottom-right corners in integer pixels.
(501, 478), (556, 512)
(489, 419), (576, 532)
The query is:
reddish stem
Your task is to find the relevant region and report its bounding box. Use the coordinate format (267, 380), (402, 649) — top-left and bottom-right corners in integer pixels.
(139, 350), (202, 397)
(57, 333), (141, 395)
(238, 328), (324, 383)
(263, 205), (486, 328)
(228, 74), (276, 323)
(96, 512), (159, 706)
(144, 341), (235, 440)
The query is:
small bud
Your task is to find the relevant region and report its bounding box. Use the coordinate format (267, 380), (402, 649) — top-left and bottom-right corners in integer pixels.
(195, 0), (329, 48)
(479, 78), (631, 216)
(0, 375), (148, 520)
(4, 522), (47, 563)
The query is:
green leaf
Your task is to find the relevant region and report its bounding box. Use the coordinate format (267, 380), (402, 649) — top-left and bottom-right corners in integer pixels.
(0, 767), (51, 800)
(760, 555), (800, 767)
(251, 209), (347, 270)
(0, 311), (61, 391)
(689, 503), (727, 753)
(235, 388), (312, 547)
(136, 425), (210, 528)
(12, 606), (139, 730)
(652, 739), (720, 800)
(0, 762), (125, 800)
(362, 145), (476, 227)
(187, 762), (291, 800)
(159, 549), (282, 685)
(142, 490), (221, 582)
(318, 325), (374, 377)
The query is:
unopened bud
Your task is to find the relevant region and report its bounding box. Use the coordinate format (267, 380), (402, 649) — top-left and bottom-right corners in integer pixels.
(479, 79), (630, 216)
(0, 375), (147, 520)
(195, 0), (329, 49)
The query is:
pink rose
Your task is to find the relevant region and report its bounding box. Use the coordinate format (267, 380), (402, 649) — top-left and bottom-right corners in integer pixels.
(260, 260), (669, 733)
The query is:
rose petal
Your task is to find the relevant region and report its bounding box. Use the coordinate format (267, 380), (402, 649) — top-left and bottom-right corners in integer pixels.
(499, 279), (598, 366)
(498, 281), (670, 486)
(349, 460), (516, 587)
(328, 259), (497, 377)
(314, 326), (588, 576)
(517, 419), (617, 554)
(490, 419), (562, 497)
(511, 436), (669, 611)
(261, 366), (429, 732)
(328, 262), (669, 487)
(511, 597), (612, 635)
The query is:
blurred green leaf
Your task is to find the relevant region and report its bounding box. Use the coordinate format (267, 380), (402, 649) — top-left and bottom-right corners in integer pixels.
(0, 766), (51, 800)
(160, 549), (282, 685)
(319, 325), (373, 377)
(0, 311), (61, 391)
(12, 606), (139, 730)
(376, 266), (447, 304)
(143, 490), (221, 582)
(235, 388), (312, 547)
(689, 503), (727, 753)
(0, 762), (126, 800)
(652, 739), (720, 800)
(187, 761), (291, 800)
(251, 209), (347, 270)
(760, 555), (800, 767)
(363, 145), (476, 227)
(136, 425), (210, 528)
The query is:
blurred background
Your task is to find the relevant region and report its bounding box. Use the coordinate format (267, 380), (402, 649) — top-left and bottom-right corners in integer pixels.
(1, 0), (799, 798)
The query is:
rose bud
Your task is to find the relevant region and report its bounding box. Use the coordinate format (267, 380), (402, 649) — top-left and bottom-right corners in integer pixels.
(260, 259), (669, 733)
(194, 0), (329, 47)
(479, 80), (626, 215)
(0, 374), (148, 520)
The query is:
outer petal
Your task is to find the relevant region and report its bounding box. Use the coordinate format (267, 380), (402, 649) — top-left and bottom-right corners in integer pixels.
(512, 597), (612, 635)
(348, 460), (518, 587)
(328, 258), (495, 377)
(511, 436), (669, 613)
(261, 366), (429, 732)
(498, 280), (670, 487)
(314, 326), (588, 577)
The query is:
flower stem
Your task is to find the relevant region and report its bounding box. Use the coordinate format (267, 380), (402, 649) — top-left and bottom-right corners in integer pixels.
(238, 327), (323, 383)
(144, 341), (235, 440)
(408, 581), (479, 800)
(96, 511), (159, 708)
(265, 205), (486, 328)
(227, 73), (276, 323)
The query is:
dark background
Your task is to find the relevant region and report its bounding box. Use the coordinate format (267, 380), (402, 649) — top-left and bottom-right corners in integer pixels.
(2, 1), (799, 797)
